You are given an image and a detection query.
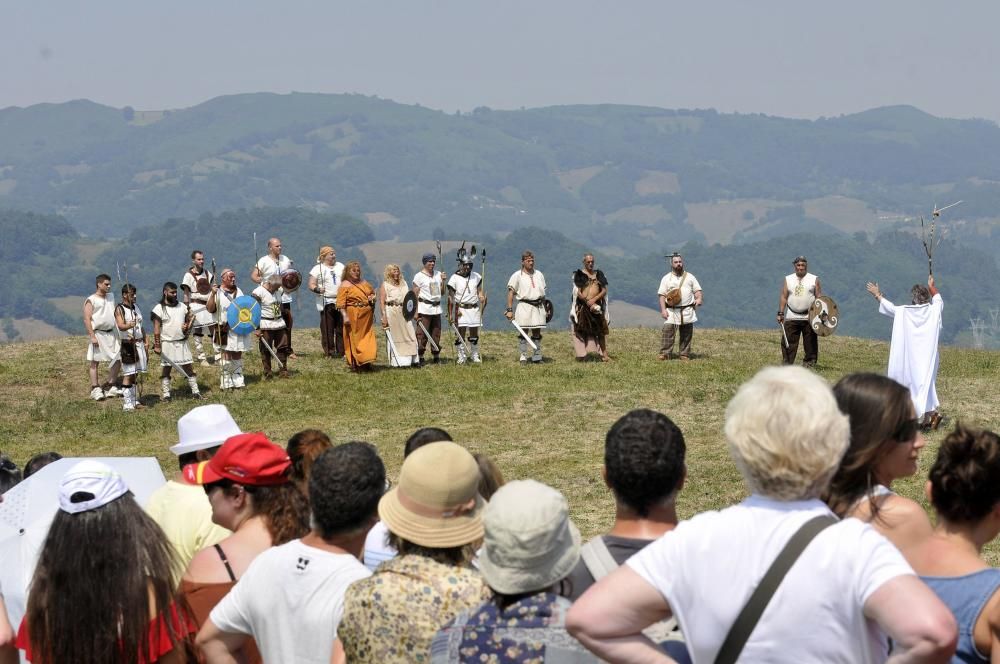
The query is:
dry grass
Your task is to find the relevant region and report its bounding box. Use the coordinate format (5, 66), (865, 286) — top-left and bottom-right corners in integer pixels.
(1, 327), (998, 552)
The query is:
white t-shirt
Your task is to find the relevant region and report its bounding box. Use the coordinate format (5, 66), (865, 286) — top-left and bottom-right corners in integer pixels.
(210, 539), (372, 664)
(627, 496), (914, 664)
(657, 271), (702, 325)
(309, 262), (344, 310)
(363, 521), (398, 571)
(412, 270), (444, 315)
(256, 254), (295, 304)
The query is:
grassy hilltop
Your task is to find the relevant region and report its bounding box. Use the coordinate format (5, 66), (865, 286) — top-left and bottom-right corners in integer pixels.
(2, 327), (999, 553)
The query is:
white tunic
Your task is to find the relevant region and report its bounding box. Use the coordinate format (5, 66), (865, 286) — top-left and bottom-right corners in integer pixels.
(85, 293), (121, 362)
(182, 269), (215, 327)
(216, 287), (250, 352)
(256, 254), (295, 304)
(152, 302), (193, 366)
(412, 270), (444, 315)
(878, 294), (943, 415)
(507, 269), (547, 328)
(784, 272), (818, 321)
(657, 271), (702, 325)
(253, 286), (286, 331)
(447, 271), (483, 328)
(309, 262), (344, 311)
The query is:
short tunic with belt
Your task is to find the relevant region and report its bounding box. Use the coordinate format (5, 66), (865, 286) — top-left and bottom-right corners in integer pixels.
(447, 272), (483, 328)
(507, 269), (547, 328)
(86, 293), (121, 362)
(412, 270), (444, 316)
(657, 272), (702, 325)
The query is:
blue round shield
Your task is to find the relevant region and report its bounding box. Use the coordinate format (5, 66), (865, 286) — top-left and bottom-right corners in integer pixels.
(227, 295), (261, 334)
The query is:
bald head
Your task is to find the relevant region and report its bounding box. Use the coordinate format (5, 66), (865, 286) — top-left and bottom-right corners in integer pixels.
(268, 238), (282, 257)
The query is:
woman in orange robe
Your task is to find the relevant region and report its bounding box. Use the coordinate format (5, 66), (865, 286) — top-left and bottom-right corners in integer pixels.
(336, 261), (378, 371)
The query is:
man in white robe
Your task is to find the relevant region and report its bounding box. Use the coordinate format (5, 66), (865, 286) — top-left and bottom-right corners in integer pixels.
(866, 275), (943, 427)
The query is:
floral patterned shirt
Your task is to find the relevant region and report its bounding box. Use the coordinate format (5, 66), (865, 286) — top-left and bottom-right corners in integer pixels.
(429, 593), (597, 663)
(339, 554), (490, 663)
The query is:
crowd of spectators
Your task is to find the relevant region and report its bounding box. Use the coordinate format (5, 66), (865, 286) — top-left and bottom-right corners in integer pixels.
(2, 366), (999, 663)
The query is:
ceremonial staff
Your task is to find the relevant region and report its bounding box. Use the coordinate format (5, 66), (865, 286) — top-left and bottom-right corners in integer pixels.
(920, 200), (961, 277)
(479, 247), (487, 319)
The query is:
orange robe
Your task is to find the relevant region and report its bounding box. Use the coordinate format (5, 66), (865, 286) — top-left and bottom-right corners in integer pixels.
(336, 280), (377, 367)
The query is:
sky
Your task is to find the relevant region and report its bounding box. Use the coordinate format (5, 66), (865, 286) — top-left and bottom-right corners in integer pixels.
(3, 1), (1000, 123)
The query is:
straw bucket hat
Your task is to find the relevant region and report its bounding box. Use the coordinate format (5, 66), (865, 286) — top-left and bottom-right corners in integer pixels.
(378, 441), (484, 548)
(477, 479), (581, 594)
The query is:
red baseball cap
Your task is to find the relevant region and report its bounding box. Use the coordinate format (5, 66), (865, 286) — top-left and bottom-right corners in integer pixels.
(183, 432), (291, 486)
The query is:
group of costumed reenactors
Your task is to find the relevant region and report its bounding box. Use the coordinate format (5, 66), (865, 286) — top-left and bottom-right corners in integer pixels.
(84, 236), (947, 429)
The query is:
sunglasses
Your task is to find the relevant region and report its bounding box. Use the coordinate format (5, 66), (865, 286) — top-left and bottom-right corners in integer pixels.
(893, 417), (922, 443)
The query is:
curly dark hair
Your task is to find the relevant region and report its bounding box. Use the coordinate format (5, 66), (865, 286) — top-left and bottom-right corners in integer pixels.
(310, 442), (385, 538)
(929, 424), (1000, 523)
(605, 409), (686, 517)
(824, 373), (914, 522)
(26, 492), (194, 664)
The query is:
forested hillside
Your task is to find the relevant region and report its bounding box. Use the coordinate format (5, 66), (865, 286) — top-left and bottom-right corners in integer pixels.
(2, 94), (999, 262)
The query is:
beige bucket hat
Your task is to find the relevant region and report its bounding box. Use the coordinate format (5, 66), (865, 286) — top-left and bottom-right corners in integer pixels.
(477, 479), (581, 595)
(378, 441), (484, 548)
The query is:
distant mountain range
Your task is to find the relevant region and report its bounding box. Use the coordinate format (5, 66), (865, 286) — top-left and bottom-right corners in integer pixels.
(1, 93), (998, 262)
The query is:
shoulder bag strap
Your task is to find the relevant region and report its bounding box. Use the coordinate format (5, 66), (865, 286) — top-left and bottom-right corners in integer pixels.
(714, 514), (837, 664)
(580, 537), (620, 581)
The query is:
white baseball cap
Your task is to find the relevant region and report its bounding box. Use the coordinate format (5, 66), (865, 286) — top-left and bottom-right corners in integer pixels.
(58, 460), (130, 514)
(170, 404), (242, 455)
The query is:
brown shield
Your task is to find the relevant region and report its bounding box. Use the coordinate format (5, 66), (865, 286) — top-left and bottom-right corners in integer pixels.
(280, 269), (302, 293)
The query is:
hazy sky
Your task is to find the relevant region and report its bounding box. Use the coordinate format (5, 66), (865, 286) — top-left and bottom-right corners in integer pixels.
(4, 1), (1000, 122)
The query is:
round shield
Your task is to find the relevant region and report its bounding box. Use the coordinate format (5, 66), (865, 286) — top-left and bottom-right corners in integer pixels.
(402, 290), (418, 321)
(281, 268), (302, 293)
(227, 295), (261, 335)
(544, 299), (554, 323)
(195, 276), (212, 295)
(809, 295), (840, 337)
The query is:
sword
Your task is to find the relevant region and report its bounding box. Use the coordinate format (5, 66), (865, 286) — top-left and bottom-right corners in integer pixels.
(158, 349), (192, 381)
(509, 319), (539, 351)
(415, 317), (440, 352)
(384, 328), (400, 365)
(779, 320), (789, 348)
(449, 319), (471, 354)
(258, 334), (285, 369)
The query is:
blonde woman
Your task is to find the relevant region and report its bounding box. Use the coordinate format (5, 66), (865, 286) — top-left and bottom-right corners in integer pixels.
(335, 261), (377, 372)
(380, 264), (419, 367)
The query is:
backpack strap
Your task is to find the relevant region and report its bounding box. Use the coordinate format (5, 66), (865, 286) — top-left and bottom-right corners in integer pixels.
(580, 536), (620, 581)
(582, 537), (681, 642)
(714, 514), (837, 664)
